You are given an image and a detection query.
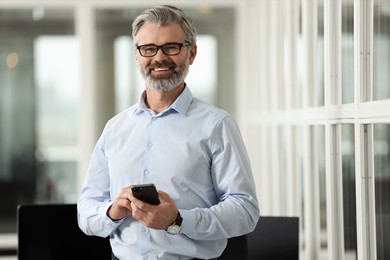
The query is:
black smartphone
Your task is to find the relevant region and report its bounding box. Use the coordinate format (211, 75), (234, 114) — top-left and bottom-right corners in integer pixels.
(131, 184), (160, 205)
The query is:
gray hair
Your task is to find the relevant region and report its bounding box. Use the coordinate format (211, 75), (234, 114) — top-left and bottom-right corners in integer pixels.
(132, 5), (197, 45)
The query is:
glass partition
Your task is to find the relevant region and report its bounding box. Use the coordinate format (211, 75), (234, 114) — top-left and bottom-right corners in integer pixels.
(373, 0), (390, 100)
(374, 124), (390, 260)
(341, 124), (357, 260)
(0, 8), (77, 233)
(317, 126), (327, 258)
(317, 0), (325, 106)
(34, 36), (80, 203)
(341, 0), (354, 104)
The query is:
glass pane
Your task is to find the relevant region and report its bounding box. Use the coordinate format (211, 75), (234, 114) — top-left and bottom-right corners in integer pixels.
(317, 0), (325, 106)
(341, 124), (357, 260)
(34, 36), (80, 203)
(0, 8), (76, 233)
(374, 124), (390, 260)
(299, 126), (326, 260)
(298, 126), (306, 254)
(317, 126), (327, 258)
(373, 0), (390, 100)
(342, 0), (354, 104)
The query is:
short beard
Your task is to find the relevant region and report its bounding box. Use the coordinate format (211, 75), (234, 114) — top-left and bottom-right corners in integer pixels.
(138, 52), (190, 93)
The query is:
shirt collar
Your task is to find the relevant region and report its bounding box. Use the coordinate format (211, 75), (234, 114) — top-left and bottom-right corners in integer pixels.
(170, 86), (193, 116)
(133, 85), (193, 117)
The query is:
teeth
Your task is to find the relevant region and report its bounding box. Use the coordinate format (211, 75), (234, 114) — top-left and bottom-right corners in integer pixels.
(154, 68), (170, 71)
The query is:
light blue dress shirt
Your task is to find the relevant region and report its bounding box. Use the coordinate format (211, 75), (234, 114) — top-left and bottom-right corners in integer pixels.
(77, 86), (259, 260)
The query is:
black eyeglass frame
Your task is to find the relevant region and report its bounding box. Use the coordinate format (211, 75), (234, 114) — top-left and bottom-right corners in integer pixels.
(135, 42), (191, 57)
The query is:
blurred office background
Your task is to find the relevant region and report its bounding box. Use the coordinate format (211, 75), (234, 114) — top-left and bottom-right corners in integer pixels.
(0, 0), (389, 259)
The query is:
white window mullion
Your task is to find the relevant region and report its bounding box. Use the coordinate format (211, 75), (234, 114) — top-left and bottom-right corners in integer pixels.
(354, 0), (376, 259)
(284, 0), (300, 217)
(355, 0), (373, 104)
(324, 0), (345, 259)
(302, 0), (317, 108)
(259, 0), (272, 215)
(303, 126), (320, 260)
(324, 0), (342, 106)
(325, 124), (345, 260)
(366, 124), (376, 260)
(302, 0), (321, 259)
(269, 0), (284, 215)
(355, 124), (376, 260)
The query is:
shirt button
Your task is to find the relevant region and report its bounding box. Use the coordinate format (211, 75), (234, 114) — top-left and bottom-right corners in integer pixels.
(147, 142), (153, 148)
(144, 170), (150, 176)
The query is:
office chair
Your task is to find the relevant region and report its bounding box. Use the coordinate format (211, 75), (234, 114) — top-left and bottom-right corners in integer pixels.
(220, 216), (299, 260)
(17, 204), (112, 260)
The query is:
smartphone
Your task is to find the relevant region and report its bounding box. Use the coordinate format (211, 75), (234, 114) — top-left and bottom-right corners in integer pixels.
(131, 183), (160, 205)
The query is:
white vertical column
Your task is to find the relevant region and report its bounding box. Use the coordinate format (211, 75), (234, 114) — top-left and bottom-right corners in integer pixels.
(302, 0), (317, 108)
(303, 125), (320, 260)
(284, 0), (300, 217)
(302, 0), (321, 259)
(258, 0), (273, 215)
(324, 0), (345, 260)
(269, 0), (284, 216)
(355, 124), (377, 260)
(325, 123), (345, 260)
(76, 3), (97, 191)
(354, 0), (376, 260)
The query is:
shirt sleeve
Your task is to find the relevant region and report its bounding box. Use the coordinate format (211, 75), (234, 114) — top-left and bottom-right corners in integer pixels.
(77, 125), (123, 238)
(180, 115), (260, 240)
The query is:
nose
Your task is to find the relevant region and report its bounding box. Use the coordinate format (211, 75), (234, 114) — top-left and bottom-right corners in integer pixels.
(153, 47), (168, 61)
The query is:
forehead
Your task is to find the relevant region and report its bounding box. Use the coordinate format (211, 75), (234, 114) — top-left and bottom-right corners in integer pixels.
(135, 22), (185, 45)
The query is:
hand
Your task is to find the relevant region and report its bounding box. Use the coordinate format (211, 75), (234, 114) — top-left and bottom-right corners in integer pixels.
(128, 190), (178, 230)
(107, 186), (133, 221)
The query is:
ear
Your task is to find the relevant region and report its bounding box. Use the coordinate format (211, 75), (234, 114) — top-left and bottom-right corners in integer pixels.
(189, 44), (197, 65)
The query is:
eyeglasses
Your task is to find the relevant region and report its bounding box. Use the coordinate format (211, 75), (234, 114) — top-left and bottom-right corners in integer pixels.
(136, 42), (191, 57)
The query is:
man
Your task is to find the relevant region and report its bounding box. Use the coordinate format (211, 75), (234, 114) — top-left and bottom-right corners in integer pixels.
(77, 5), (259, 260)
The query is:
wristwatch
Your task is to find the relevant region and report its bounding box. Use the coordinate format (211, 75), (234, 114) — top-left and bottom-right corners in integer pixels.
(166, 211), (183, 235)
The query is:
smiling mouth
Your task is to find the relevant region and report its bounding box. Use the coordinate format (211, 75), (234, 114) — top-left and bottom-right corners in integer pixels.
(153, 67), (171, 72)
(149, 66), (176, 78)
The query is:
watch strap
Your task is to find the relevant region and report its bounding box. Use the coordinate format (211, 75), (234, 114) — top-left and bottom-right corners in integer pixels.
(166, 211), (182, 231)
(173, 211), (182, 226)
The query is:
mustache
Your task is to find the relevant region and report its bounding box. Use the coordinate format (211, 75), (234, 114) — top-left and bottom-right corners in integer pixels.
(148, 61), (177, 70)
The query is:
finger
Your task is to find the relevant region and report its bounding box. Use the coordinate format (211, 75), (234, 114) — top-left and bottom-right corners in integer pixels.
(125, 190), (132, 200)
(122, 197), (132, 209)
(127, 192), (147, 206)
(119, 187), (132, 202)
(131, 202), (147, 219)
(131, 198), (153, 212)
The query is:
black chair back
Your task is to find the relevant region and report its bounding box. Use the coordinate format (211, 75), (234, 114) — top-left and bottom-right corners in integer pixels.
(17, 204), (112, 260)
(220, 216), (299, 260)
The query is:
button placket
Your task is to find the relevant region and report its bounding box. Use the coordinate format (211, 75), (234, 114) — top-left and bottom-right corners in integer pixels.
(143, 116), (157, 182)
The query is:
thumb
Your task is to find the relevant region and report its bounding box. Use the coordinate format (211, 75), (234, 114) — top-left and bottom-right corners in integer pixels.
(158, 190), (173, 203)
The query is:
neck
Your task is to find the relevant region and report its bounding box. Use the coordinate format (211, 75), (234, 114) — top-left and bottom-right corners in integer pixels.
(144, 84), (185, 113)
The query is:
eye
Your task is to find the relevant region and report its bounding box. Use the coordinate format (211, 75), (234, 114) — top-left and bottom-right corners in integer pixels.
(141, 45), (157, 53)
(163, 44), (180, 54)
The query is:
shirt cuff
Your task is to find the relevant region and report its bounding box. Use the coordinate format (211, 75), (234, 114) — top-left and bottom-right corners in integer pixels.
(102, 202), (125, 225)
(179, 209), (196, 234)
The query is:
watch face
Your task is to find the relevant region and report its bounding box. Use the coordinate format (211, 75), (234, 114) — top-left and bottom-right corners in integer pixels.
(167, 224), (181, 235)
